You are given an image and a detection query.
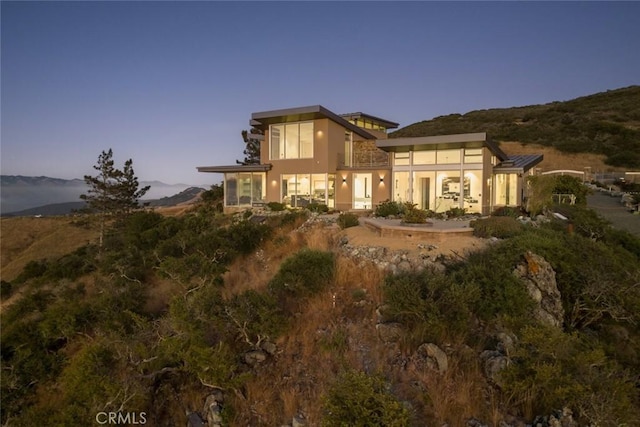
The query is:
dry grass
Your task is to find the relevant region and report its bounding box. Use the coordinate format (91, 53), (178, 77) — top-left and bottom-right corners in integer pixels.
(1, 217), (98, 281)
(500, 141), (626, 173)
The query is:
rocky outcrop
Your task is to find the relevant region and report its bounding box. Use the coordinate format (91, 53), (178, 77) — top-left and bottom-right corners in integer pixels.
(338, 237), (446, 275)
(513, 251), (564, 328)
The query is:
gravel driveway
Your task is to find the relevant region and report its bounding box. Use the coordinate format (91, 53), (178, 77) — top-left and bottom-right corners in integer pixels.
(587, 191), (640, 237)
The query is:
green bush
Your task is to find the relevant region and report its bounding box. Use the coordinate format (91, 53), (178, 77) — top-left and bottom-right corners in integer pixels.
(322, 370), (410, 427)
(306, 202), (329, 213)
(375, 199), (403, 217)
(492, 206), (522, 218)
(445, 207), (467, 218)
(501, 325), (640, 425)
(267, 201), (286, 211)
(471, 216), (524, 238)
(383, 272), (476, 344)
(337, 212), (359, 229)
(268, 249), (335, 298)
(401, 203), (428, 224)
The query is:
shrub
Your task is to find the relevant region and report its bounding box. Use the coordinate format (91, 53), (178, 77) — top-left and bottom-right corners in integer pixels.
(401, 203), (428, 224)
(268, 249), (335, 298)
(492, 206), (522, 218)
(383, 271), (476, 344)
(337, 212), (359, 229)
(445, 207), (467, 218)
(322, 370), (410, 427)
(471, 216), (524, 238)
(375, 199), (403, 217)
(501, 325), (640, 424)
(267, 201), (286, 212)
(306, 202), (329, 214)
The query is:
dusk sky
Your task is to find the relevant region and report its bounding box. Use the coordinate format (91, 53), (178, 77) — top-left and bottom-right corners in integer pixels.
(2, 1), (639, 186)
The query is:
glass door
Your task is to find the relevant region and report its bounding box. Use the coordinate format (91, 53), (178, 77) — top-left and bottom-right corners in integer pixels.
(353, 173), (372, 209)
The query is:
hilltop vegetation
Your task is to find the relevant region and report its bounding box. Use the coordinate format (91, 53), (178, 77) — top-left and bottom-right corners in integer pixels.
(1, 183), (639, 426)
(391, 86), (640, 168)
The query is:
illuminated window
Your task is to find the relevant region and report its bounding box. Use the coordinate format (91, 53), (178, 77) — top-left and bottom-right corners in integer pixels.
(270, 122), (314, 159)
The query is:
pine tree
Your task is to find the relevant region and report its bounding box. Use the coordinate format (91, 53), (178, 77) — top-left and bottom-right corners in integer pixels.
(237, 128), (262, 165)
(80, 149), (150, 247)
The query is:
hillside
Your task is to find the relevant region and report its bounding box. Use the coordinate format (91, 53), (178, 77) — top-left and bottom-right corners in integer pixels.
(0, 175), (203, 214)
(1, 199), (639, 426)
(391, 86), (640, 168)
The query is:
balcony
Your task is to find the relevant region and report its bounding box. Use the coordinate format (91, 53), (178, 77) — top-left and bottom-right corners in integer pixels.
(337, 151), (390, 169)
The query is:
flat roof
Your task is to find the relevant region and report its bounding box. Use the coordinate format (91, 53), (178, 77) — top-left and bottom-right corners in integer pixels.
(376, 132), (509, 160)
(251, 105), (377, 140)
(197, 164), (272, 173)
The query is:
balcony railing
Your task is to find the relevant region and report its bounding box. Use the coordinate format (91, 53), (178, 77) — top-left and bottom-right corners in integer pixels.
(337, 151), (390, 169)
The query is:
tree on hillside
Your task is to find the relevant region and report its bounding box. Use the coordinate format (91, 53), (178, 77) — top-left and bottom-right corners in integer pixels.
(80, 149), (150, 247)
(237, 128), (262, 165)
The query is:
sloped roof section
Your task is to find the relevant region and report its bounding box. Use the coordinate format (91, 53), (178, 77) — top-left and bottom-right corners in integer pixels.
(251, 105), (377, 140)
(493, 154), (544, 173)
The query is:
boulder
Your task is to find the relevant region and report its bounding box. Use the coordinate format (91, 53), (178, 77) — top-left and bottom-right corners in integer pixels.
(412, 343), (448, 373)
(514, 251), (564, 328)
(480, 350), (508, 386)
(243, 349), (267, 366)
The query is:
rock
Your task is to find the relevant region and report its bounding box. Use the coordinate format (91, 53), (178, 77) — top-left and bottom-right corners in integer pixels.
(496, 332), (516, 356)
(480, 350), (508, 386)
(203, 391), (225, 427)
(292, 413), (306, 427)
(260, 340), (277, 355)
(243, 349), (267, 366)
(412, 343), (449, 373)
(397, 260), (413, 273)
(187, 412), (206, 427)
(376, 322), (404, 343)
(513, 251), (564, 328)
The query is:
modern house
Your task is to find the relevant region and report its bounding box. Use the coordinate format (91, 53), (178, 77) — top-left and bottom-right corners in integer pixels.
(197, 105), (543, 215)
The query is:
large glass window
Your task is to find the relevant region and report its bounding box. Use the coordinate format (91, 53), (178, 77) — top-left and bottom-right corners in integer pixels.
(412, 171), (435, 211)
(281, 173), (333, 208)
(393, 171), (411, 203)
(495, 173), (518, 206)
(393, 152), (410, 166)
(413, 150), (436, 165)
(225, 172), (266, 207)
(436, 149), (461, 164)
(435, 171), (461, 212)
(463, 170), (482, 213)
(464, 148), (483, 163)
(270, 122), (314, 160)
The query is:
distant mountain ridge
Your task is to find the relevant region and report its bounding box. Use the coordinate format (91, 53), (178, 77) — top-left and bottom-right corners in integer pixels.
(0, 175), (205, 215)
(391, 86), (640, 168)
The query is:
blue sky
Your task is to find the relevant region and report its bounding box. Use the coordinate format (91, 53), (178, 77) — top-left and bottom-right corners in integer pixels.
(2, 1), (639, 186)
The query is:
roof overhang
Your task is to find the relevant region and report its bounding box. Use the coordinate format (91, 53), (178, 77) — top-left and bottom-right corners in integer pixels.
(251, 105), (376, 140)
(493, 154), (544, 173)
(197, 164), (272, 173)
(339, 112), (399, 129)
(376, 132), (509, 160)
